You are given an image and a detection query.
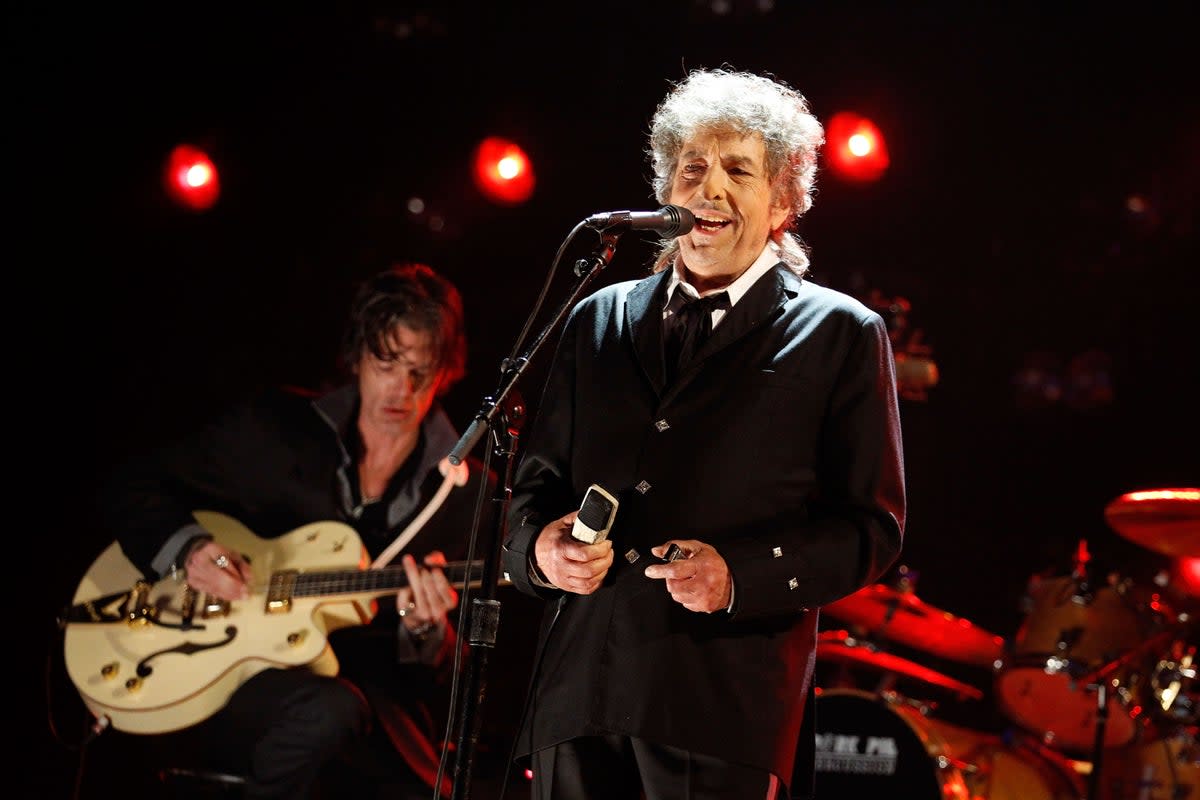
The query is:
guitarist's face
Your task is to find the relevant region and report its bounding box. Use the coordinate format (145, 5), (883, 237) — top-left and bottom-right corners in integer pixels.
(356, 324), (446, 436)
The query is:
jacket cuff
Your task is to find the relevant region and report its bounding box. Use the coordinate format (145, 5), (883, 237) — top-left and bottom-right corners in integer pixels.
(153, 523), (213, 580)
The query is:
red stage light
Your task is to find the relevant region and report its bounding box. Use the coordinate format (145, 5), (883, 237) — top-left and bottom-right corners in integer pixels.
(825, 111), (889, 183)
(473, 136), (535, 205)
(164, 144), (220, 211)
(1173, 556), (1200, 598)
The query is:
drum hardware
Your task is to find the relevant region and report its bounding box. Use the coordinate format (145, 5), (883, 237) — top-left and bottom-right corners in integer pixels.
(1087, 680), (1113, 800)
(1004, 620), (1187, 797)
(1078, 630), (1180, 692)
(861, 291), (940, 402)
(887, 690), (937, 716)
(1149, 647), (1197, 725)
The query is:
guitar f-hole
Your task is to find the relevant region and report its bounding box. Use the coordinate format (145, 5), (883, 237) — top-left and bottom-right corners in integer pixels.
(135, 625), (239, 678)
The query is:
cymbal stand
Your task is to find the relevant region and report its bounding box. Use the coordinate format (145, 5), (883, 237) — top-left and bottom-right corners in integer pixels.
(1076, 628), (1180, 799)
(1085, 679), (1108, 800)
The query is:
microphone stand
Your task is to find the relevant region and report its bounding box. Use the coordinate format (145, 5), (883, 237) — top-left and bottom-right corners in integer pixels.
(445, 229), (621, 799)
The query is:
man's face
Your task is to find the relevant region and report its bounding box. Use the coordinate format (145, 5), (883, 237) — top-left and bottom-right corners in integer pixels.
(356, 324), (444, 436)
(668, 129), (792, 291)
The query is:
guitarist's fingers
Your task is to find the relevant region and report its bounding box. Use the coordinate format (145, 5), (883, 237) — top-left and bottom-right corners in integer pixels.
(404, 554), (458, 620)
(420, 549), (455, 612)
(428, 565), (458, 612)
(232, 556), (254, 587)
(185, 543), (250, 600)
(214, 554), (252, 601)
(402, 554), (438, 620)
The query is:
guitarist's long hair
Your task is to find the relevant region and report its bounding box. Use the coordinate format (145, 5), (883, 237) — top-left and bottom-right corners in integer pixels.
(339, 262), (468, 397)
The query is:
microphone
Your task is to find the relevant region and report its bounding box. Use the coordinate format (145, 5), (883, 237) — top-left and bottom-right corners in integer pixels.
(585, 205), (695, 237)
(571, 484), (619, 544)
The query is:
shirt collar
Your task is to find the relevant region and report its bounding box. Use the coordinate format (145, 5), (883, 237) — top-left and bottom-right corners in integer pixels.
(313, 383), (458, 477)
(665, 241), (781, 310)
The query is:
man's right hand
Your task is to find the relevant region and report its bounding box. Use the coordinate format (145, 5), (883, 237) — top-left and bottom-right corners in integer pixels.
(184, 540), (253, 601)
(533, 512), (614, 594)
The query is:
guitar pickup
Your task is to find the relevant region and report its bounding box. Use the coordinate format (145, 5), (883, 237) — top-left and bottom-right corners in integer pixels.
(266, 570), (298, 614)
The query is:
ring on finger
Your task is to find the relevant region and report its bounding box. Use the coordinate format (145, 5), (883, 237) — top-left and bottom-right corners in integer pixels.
(213, 555), (230, 569)
(409, 620), (437, 638)
(398, 602), (417, 618)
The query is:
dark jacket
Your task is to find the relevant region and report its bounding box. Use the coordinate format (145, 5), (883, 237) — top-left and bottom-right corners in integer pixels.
(501, 263), (905, 793)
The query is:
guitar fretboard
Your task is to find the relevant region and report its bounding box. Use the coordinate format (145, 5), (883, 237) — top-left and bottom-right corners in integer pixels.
(286, 561), (486, 598)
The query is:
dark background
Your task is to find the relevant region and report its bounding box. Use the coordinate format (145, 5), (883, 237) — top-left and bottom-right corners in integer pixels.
(20, 3), (1197, 797)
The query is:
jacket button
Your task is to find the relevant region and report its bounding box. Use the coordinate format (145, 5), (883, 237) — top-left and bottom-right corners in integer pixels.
(772, 546), (783, 558)
(635, 480), (651, 494)
(655, 419), (670, 431)
(788, 578), (799, 590)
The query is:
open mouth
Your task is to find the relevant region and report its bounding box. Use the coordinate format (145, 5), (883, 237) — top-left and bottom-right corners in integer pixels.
(693, 215), (730, 233)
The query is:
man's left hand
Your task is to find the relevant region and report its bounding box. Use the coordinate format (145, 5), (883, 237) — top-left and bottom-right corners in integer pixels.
(644, 540), (732, 613)
(396, 551), (457, 636)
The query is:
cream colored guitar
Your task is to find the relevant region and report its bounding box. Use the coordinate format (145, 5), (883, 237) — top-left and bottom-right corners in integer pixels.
(62, 511), (495, 735)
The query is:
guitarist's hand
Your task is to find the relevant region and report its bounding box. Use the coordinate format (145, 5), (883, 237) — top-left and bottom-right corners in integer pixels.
(533, 513), (614, 594)
(184, 541), (254, 601)
(396, 551), (457, 636)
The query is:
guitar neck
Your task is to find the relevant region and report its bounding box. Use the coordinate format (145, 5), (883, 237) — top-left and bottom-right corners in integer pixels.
(289, 560), (489, 598)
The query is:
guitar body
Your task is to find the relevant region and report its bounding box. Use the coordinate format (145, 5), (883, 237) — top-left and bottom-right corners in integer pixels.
(64, 511), (375, 734)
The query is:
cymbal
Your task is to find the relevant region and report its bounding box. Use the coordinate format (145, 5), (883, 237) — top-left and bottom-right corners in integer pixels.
(1104, 488), (1200, 558)
(822, 584), (1005, 667)
(817, 630), (983, 700)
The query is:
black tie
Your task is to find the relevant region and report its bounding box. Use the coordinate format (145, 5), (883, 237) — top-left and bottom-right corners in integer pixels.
(664, 290), (731, 381)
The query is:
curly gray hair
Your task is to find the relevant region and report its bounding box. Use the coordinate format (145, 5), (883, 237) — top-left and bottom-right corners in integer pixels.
(647, 68), (825, 276)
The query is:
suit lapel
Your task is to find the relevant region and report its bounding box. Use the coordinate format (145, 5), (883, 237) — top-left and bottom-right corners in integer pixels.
(627, 270), (672, 395)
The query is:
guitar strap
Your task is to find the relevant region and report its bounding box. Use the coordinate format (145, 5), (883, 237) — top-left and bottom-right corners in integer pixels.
(370, 457), (469, 569)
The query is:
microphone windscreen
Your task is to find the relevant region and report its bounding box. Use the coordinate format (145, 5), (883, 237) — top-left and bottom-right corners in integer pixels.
(664, 205), (695, 237)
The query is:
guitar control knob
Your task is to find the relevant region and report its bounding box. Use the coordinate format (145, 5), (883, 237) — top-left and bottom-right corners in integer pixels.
(101, 662), (119, 680)
(287, 630), (308, 647)
(125, 676), (143, 693)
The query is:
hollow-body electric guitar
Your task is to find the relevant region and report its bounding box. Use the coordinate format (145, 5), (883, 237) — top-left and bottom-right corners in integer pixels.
(61, 511), (493, 735)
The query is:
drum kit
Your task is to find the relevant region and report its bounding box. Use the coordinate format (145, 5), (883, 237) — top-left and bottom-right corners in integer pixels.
(811, 487), (1200, 799)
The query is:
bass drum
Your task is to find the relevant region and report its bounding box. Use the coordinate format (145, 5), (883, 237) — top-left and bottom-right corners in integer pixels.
(812, 689), (1082, 800)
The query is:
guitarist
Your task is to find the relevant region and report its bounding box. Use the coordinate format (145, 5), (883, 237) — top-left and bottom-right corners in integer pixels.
(97, 263), (496, 799)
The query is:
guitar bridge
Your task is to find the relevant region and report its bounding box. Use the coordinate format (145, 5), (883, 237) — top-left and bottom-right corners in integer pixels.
(266, 570), (298, 614)
(126, 580), (157, 627)
(200, 595), (231, 618)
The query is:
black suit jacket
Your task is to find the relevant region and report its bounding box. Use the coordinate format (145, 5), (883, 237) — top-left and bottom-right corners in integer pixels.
(502, 263), (905, 793)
